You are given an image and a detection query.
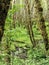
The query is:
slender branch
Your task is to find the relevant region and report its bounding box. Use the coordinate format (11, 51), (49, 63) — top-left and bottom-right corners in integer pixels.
(10, 39), (26, 44)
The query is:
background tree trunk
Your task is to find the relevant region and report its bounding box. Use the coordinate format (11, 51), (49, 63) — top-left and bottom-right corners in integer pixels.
(34, 0), (49, 51)
(25, 0), (36, 47)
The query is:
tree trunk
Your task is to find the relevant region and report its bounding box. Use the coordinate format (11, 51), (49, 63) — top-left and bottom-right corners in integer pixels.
(0, 0), (11, 65)
(34, 0), (49, 51)
(12, 0), (16, 28)
(13, 12), (16, 28)
(25, 0), (36, 47)
(0, 0), (11, 42)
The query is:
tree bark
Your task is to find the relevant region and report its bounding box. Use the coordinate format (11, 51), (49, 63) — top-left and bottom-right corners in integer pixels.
(25, 0), (36, 47)
(0, 0), (11, 65)
(0, 0), (11, 42)
(34, 0), (49, 51)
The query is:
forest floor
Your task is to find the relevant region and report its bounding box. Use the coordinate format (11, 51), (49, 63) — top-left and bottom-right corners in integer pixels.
(0, 22), (49, 65)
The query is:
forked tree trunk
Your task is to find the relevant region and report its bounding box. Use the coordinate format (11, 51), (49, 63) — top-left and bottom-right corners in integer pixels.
(25, 0), (36, 47)
(34, 0), (49, 51)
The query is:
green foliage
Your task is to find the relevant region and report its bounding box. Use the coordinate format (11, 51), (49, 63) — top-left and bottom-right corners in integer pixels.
(0, 1), (49, 65)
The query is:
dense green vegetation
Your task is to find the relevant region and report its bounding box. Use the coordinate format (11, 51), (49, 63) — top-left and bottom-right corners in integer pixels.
(0, 0), (49, 65)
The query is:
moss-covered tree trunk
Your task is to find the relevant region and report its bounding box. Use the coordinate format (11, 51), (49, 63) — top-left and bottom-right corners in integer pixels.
(34, 0), (49, 51)
(0, 0), (11, 42)
(12, 0), (16, 28)
(0, 0), (11, 65)
(25, 0), (36, 47)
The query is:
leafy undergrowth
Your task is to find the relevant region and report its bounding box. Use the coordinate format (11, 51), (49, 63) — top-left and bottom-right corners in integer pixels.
(1, 22), (49, 65)
(0, 46), (49, 65)
(0, 43), (49, 65)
